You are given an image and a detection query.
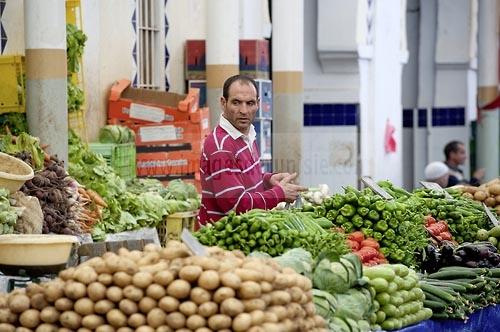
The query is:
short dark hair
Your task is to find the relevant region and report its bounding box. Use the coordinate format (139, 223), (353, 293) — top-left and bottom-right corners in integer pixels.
(222, 74), (259, 100)
(444, 140), (464, 159)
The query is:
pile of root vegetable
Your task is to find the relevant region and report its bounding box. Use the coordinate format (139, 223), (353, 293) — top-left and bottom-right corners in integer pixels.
(0, 241), (327, 332)
(20, 156), (82, 235)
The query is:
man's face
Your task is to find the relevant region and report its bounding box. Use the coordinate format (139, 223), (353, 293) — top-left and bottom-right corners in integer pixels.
(451, 144), (467, 165)
(220, 81), (259, 135)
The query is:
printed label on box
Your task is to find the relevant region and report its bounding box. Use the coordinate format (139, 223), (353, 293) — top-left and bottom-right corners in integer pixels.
(130, 103), (165, 123)
(139, 125), (178, 142)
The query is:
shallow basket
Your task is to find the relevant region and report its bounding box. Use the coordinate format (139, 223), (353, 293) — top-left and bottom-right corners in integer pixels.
(0, 152), (34, 192)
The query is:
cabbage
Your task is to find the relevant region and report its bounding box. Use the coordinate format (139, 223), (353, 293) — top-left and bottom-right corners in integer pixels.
(313, 259), (351, 294)
(98, 125), (135, 144)
(274, 248), (314, 278)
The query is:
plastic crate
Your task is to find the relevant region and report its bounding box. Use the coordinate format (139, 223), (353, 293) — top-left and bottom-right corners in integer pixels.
(157, 211), (198, 245)
(89, 142), (137, 180)
(0, 55), (25, 114)
(68, 109), (88, 142)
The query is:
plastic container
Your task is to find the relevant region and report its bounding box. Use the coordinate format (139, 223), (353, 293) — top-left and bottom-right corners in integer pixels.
(0, 55), (25, 114)
(0, 234), (78, 266)
(157, 211), (197, 245)
(89, 142), (136, 180)
(0, 152), (34, 193)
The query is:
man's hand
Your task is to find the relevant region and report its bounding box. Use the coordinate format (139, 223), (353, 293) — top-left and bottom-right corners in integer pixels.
(473, 168), (485, 181)
(278, 173), (307, 203)
(269, 172), (292, 186)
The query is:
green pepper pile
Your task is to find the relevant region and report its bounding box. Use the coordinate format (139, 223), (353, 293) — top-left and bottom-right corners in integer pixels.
(311, 186), (428, 267)
(377, 181), (493, 243)
(195, 209), (348, 258)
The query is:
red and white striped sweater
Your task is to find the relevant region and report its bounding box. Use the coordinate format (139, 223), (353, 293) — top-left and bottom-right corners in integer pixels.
(198, 125), (285, 226)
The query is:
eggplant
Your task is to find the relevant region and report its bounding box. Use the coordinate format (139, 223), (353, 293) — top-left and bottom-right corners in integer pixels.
(464, 260), (479, 268)
(441, 244), (455, 258)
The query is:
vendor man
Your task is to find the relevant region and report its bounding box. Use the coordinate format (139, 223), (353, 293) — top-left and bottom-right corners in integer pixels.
(198, 74), (306, 226)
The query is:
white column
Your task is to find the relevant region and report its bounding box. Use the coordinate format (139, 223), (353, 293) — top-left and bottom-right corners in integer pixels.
(239, 0), (263, 39)
(24, 0), (68, 164)
(206, 0), (239, 129)
(477, 0), (499, 181)
(272, 0), (304, 175)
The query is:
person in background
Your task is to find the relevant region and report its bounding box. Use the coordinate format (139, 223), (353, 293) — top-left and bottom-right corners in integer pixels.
(198, 74), (306, 226)
(443, 140), (485, 187)
(424, 161), (450, 188)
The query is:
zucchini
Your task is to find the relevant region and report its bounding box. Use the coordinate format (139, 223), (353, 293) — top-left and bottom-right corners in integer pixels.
(428, 269), (479, 280)
(423, 299), (446, 311)
(419, 283), (456, 303)
(364, 265), (396, 282)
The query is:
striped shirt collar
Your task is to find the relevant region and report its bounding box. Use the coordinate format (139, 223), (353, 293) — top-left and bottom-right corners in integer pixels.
(219, 115), (256, 146)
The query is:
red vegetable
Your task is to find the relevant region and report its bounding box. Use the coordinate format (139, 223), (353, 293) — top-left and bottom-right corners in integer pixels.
(348, 231), (365, 243)
(361, 239), (380, 250)
(346, 240), (360, 251)
(357, 247), (378, 261)
(440, 231), (452, 241)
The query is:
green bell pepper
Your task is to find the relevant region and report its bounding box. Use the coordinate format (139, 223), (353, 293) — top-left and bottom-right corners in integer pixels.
(368, 210), (380, 221)
(374, 220), (388, 232)
(357, 207), (370, 217)
(352, 214), (364, 228)
(340, 204), (356, 217)
(357, 195), (371, 207)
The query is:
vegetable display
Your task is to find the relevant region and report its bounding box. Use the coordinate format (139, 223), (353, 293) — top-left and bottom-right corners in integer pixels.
(67, 78), (85, 113)
(0, 242), (327, 331)
(0, 113), (28, 136)
(477, 225), (500, 250)
(317, 186), (428, 267)
(195, 209), (348, 258)
(0, 188), (18, 234)
(420, 266), (500, 320)
(363, 264), (432, 330)
(0, 133), (45, 170)
(424, 216), (454, 243)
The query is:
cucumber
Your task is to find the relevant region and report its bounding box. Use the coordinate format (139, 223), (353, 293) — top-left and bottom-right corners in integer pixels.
(419, 283), (456, 303)
(428, 269), (479, 280)
(423, 291), (445, 303)
(423, 299), (446, 311)
(423, 280), (468, 293)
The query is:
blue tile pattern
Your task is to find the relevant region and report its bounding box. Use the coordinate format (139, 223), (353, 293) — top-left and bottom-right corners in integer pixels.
(303, 104), (358, 126)
(432, 107), (465, 126)
(0, 0), (6, 54)
(131, 6), (137, 87)
(418, 108), (427, 127)
(164, 0), (169, 90)
(403, 109), (413, 128)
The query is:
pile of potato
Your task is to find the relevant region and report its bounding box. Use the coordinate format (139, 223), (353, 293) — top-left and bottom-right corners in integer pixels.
(459, 178), (500, 214)
(0, 241), (326, 332)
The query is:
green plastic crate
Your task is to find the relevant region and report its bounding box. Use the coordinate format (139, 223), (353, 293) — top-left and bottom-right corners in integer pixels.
(89, 142), (136, 180)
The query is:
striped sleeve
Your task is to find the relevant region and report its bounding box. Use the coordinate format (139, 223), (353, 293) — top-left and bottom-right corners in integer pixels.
(207, 151), (285, 214)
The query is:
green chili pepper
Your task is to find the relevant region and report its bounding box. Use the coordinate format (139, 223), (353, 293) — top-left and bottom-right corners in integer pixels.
(340, 204), (356, 217)
(352, 214), (364, 228)
(357, 207), (369, 217)
(374, 220), (388, 232)
(368, 210), (380, 221)
(250, 221), (260, 233)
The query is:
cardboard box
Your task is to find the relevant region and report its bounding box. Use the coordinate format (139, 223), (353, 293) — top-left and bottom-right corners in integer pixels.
(108, 79), (200, 124)
(110, 110), (209, 146)
(185, 40), (206, 80)
(239, 40), (270, 79)
(136, 150), (200, 177)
